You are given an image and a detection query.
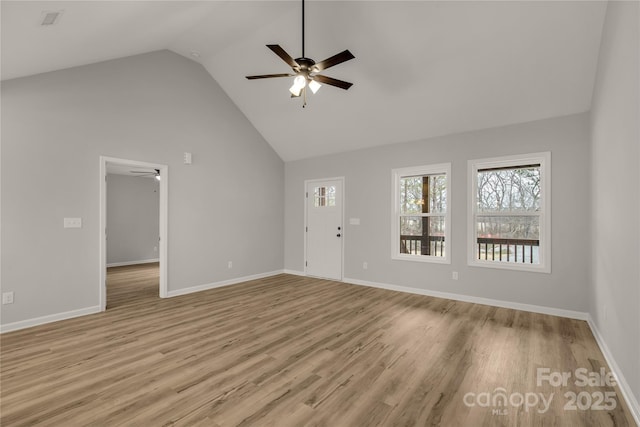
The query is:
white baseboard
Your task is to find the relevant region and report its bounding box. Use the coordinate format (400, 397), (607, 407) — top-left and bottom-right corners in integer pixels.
(283, 269), (306, 276)
(587, 315), (640, 425)
(107, 258), (159, 268)
(342, 277), (589, 320)
(1, 305), (101, 334)
(167, 270), (284, 298)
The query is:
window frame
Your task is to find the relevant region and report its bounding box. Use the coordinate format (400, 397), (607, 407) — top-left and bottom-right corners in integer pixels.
(467, 152), (551, 273)
(391, 163), (451, 264)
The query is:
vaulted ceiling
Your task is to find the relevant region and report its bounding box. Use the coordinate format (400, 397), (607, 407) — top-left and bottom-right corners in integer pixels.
(1, 1), (607, 161)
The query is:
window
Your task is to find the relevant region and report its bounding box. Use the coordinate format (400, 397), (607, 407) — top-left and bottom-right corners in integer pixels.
(468, 152), (551, 272)
(392, 163), (451, 263)
(314, 185), (336, 207)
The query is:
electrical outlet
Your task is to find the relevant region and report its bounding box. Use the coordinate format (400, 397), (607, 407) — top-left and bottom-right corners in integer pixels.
(228, 261), (232, 269)
(363, 262), (368, 270)
(2, 292), (14, 304)
(452, 271), (459, 280)
(153, 246), (158, 252)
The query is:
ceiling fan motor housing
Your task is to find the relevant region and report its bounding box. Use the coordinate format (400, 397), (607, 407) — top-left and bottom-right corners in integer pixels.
(295, 57), (317, 73)
(244, 0), (355, 94)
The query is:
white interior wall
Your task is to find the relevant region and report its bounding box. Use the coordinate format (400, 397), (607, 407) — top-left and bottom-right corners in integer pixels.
(589, 0), (640, 409)
(106, 174), (160, 266)
(285, 113), (591, 313)
(1, 50), (285, 327)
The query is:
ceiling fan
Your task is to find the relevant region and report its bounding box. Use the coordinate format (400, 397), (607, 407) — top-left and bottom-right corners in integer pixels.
(245, 0), (355, 107)
(131, 169), (160, 181)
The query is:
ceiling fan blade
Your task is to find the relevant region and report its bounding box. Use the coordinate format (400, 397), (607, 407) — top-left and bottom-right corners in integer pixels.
(266, 45), (299, 69)
(313, 74), (353, 90)
(313, 50), (355, 72)
(246, 73), (294, 80)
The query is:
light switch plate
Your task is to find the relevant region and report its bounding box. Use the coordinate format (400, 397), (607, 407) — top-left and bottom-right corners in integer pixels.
(2, 292), (14, 304)
(349, 218), (361, 225)
(64, 218), (82, 228)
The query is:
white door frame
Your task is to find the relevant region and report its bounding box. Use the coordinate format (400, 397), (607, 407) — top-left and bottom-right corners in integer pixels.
(99, 156), (168, 311)
(304, 177), (345, 280)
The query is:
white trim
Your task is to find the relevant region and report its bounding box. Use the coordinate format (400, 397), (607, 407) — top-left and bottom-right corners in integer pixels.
(0, 306), (101, 334)
(283, 269), (306, 276)
(342, 277), (588, 320)
(106, 259), (159, 268)
(100, 156), (169, 312)
(391, 163), (451, 264)
(304, 177), (345, 281)
(467, 152), (551, 273)
(587, 315), (640, 425)
(167, 270), (284, 298)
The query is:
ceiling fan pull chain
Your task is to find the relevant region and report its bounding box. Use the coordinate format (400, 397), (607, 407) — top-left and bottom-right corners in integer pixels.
(303, 86), (307, 108)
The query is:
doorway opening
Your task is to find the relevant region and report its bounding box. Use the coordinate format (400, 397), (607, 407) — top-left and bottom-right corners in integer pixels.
(99, 156), (168, 311)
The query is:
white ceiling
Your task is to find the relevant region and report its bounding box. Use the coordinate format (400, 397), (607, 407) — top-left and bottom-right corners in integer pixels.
(1, 1), (607, 161)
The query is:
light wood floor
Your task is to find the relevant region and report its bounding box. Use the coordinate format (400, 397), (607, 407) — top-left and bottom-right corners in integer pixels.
(1, 265), (635, 426)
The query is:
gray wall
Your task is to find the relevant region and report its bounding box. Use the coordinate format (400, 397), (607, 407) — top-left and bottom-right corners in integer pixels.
(590, 1), (640, 403)
(106, 174), (160, 265)
(1, 50), (284, 325)
(285, 113), (591, 312)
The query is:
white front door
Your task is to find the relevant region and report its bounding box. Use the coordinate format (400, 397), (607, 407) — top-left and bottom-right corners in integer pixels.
(306, 179), (343, 280)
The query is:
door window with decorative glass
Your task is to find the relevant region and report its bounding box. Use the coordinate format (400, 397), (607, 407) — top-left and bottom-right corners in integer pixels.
(392, 164), (451, 263)
(314, 185), (336, 207)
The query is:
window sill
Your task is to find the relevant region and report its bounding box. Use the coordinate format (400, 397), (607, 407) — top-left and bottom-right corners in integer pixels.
(468, 260), (550, 273)
(392, 254), (451, 264)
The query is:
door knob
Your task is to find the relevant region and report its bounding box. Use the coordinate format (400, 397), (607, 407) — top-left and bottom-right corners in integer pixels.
(337, 233), (341, 237)
(338, 226), (341, 230)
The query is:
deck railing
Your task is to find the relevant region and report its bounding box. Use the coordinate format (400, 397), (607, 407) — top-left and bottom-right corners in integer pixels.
(400, 235), (445, 257)
(400, 235), (539, 263)
(476, 237), (539, 263)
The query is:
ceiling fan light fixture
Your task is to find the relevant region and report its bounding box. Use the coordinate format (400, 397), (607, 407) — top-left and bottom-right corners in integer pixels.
(245, 0), (354, 106)
(155, 174), (161, 181)
(289, 86), (302, 97)
(289, 84), (303, 97)
(308, 79), (321, 94)
(294, 75), (306, 88)
(289, 75), (306, 96)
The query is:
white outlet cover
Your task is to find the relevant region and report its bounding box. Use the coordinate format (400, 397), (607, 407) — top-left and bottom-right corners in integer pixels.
(349, 218), (360, 225)
(63, 217), (82, 228)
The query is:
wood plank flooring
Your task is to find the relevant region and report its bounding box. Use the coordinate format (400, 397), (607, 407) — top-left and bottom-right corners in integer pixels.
(1, 265), (636, 426)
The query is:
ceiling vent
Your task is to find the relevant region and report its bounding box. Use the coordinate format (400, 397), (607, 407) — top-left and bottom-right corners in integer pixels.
(40, 10), (63, 26)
